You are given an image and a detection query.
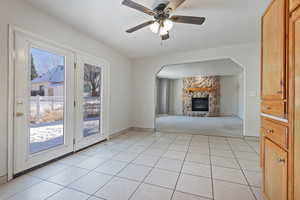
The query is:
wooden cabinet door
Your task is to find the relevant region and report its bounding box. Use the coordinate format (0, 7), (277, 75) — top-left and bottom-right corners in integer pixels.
(290, 0), (300, 12)
(261, 0), (286, 100)
(263, 139), (288, 200)
(290, 6), (300, 200)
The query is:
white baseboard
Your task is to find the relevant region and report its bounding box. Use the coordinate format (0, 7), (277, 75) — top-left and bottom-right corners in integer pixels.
(131, 127), (155, 132)
(108, 127), (133, 139)
(244, 136), (260, 141)
(0, 175), (7, 185)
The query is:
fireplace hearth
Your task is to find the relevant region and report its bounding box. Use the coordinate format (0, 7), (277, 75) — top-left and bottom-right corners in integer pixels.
(192, 97), (209, 112)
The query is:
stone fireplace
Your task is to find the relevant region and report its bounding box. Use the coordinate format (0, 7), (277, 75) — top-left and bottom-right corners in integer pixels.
(183, 76), (220, 117)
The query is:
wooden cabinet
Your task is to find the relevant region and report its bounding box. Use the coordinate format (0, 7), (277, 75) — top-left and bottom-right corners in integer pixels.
(289, 6), (300, 200)
(290, 0), (300, 12)
(261, 0), (286, 101)
(261, 0), (297, 200)
(261, 0), (287, 117)
(263, 139), (288, 200)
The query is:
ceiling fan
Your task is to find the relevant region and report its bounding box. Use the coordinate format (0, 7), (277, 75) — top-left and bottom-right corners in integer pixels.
(122, 0), (206, 40)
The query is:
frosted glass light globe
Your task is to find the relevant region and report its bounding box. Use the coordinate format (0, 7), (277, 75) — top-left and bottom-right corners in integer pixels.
(150, 21), (160, 34)
(163, 19), (173, 31)
(159, 27), (169, 36)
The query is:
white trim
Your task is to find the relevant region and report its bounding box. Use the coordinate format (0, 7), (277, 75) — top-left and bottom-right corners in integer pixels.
(8, 25), (15, 181)
(242, 67), (247, 136)
(7, 25), (111, 177)
(260, 113), (288, 123)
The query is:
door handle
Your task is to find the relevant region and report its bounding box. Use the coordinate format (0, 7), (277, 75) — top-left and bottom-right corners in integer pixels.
(16, 101), (23, 105)
(277, 158), (286, 163)
(16, 112), (24, 117)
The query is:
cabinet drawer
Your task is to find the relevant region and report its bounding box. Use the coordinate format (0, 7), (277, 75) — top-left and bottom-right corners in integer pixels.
(261, 118), (288, 149)
(261, 101), (286, 118)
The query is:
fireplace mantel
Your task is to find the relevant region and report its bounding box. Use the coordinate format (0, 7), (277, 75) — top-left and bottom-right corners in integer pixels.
(186, 87), (217, 93)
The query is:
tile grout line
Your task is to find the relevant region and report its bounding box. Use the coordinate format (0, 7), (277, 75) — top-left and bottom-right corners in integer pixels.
(208, 136), (221, 200)
(42, 133), (153, 200)
(127, 135), (174, 200)
(90, 136), (159, 199)
(227, 138), (259, 200)
(90, 133), (175, 200)
(2, 132), (261, 200)
(43, 139), (140, 200)
(169, 135), (193, 200)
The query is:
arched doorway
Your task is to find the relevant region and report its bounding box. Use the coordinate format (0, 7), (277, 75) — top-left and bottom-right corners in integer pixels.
(154, 58), (245, 137)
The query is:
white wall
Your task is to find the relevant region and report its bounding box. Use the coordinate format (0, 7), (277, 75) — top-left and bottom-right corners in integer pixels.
(166, 76), (243, 117)
(157, 78), (170, 114)
(169, 79), (183, 115)
(220, 76), (239, 116)
(132, 43), (260, 137)
(0, 0), (132, 177)
(237, 73), (245, 119)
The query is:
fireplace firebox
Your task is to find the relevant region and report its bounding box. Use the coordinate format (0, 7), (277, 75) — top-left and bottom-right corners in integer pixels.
(192, 97), (209, 112)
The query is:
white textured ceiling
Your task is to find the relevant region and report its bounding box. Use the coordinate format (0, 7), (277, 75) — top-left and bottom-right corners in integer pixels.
(25, 0), (270, 58)
(157, 58), (243, 79)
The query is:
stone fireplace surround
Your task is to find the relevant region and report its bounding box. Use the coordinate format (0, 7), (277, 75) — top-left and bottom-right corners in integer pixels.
(183, 76), (220, 117)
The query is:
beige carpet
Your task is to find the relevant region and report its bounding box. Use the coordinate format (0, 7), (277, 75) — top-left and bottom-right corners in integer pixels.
(156, 115), (243, 137)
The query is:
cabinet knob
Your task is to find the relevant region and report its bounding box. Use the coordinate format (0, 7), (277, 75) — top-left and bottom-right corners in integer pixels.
(265, 106), (272, 110)
(267, 129), (274, 134)
(277, 158), (286, 163)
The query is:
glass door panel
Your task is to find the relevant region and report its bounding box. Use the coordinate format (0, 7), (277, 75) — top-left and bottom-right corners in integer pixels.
(74, 54), (107, 151)
(29, 48), (65, 154)
(83, 64), (101, 137)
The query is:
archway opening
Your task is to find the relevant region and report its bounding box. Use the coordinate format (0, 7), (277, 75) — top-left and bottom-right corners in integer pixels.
(154, 58), (245, 137)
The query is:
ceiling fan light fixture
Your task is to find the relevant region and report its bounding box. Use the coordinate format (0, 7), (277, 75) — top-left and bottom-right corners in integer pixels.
(150, 21), (160, 33)
(159, 27), (169, 36)
(163, 19), (173, 31)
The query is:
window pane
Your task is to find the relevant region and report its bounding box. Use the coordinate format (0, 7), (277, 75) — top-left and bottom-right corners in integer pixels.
(83, 64), (101, 137)
(30, 48), (65, 154)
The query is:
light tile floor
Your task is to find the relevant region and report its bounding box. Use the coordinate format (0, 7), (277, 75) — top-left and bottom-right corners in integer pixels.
(0, 131), (263, 200)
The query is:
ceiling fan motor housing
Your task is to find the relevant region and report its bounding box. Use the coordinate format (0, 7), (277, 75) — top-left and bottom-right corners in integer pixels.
(154, 3), (170, 20)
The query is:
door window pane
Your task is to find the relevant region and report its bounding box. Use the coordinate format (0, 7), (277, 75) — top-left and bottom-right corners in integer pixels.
(30, 48), (65, 154)
(83, 64), (101, 137)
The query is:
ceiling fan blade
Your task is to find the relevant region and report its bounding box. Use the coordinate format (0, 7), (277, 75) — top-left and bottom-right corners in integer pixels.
(164, 0), (186, 12)
(170, 15), (206, 25)
(126, 20), (155, 33)
(161, 33), (170, 40)
(122, 0), (156, 16)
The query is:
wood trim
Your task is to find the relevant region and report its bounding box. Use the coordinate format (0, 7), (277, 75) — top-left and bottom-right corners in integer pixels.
(186, 87), (216, 93)
(289, 1), (300, 13)
(289, 6), (300, 200)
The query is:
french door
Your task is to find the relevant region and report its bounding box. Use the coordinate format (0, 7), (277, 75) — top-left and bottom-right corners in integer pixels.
(13, 30), (108, 174)
(74, 54), (107, 150)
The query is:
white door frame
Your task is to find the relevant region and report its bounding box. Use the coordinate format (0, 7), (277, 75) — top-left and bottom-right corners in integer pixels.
(13, 30), (76, 174)
(7, 26), (110, 180)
